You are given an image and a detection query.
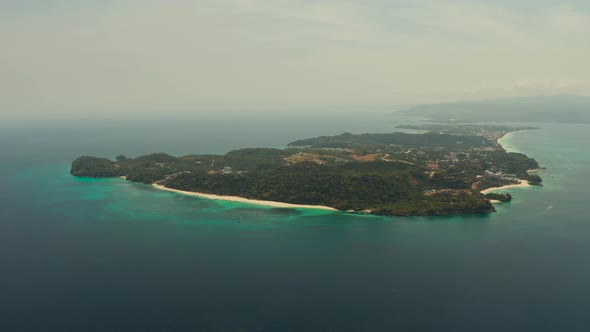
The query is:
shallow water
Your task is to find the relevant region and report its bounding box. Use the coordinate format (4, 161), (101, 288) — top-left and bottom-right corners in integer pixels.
(1, 115), (589, 331)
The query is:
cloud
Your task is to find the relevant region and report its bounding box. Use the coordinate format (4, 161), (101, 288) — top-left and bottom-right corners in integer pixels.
(389, 2), (525, 41)
(0, 0), (589, 120)
(543, 5), (590, 34)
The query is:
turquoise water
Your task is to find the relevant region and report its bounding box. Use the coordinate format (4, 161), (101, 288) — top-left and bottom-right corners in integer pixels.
(1, 116), (589, 331)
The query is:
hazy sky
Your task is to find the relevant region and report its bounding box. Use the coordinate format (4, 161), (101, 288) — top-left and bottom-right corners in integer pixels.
(2, 0), (590, 119)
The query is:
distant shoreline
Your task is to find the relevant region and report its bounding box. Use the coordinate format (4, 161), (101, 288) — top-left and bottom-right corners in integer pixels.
(151, 183), (338, 211)
(483, 129), (535, 196)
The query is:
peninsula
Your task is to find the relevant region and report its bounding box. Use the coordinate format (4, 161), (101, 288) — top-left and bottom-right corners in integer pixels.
(71, 126), (542, 216)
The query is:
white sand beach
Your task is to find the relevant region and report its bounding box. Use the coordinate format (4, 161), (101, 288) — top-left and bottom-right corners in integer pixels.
(480, 180), (531, 194)
(483, 129), (539, 199)
(152, 183), (338, 211)
(497, 130), (530, 153)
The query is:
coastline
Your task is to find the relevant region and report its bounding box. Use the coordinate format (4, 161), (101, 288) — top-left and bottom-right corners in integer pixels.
(484, 129), (535, 196)
(151, 183), (338, 211)
(480, 180), (531, 194)
(120, 128), (538, 212)
(497, 129), (529, 153)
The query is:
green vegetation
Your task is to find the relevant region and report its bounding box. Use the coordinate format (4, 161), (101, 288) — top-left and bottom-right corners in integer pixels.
(71, 128), (542, 216)
(481, 152), (539, 179)
(289, 132), (490, 150)
(485, 193), (513, 202)
(527, 174), (543, 186)
(71, 156), (120, 178)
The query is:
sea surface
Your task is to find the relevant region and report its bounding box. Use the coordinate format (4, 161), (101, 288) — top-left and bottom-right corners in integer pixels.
(1, 113), (589, 331)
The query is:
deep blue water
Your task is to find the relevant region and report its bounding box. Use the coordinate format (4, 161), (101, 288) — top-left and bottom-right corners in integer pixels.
(1, 114), (589, 331)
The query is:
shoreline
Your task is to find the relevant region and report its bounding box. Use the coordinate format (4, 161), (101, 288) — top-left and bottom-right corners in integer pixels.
(151, 183), (338, 211)
(497, 129), (529, 153)
(130, 128), (538, 211)
(480, 180), (531, 194)
(484, 128), (536, 196)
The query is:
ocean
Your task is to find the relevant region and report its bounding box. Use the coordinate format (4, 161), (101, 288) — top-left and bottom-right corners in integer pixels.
(1, 113), (589, 331)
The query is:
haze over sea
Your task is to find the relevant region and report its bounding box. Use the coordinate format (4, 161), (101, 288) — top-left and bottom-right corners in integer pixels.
(1, 112), (589, 331)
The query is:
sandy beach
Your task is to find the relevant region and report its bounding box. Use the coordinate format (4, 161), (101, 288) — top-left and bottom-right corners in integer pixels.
(482, 129), (537, 195)
(497, 130), (530, 153)
(152, 183), (338, 211)
(135, 129), (537, 210)
(480, 180), (531, 194)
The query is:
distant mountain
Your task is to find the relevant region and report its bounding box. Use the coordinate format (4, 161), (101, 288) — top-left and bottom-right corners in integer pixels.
(400, 95), (590, 123)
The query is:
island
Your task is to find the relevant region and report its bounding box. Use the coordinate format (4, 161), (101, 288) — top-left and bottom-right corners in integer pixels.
(71, 126), (542, 216)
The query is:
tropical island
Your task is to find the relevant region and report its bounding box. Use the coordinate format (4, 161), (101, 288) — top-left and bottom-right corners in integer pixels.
(71, 125), (542, 216)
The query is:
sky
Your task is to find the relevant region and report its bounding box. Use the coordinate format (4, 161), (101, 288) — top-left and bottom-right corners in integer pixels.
(1, 0), (590, 120)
